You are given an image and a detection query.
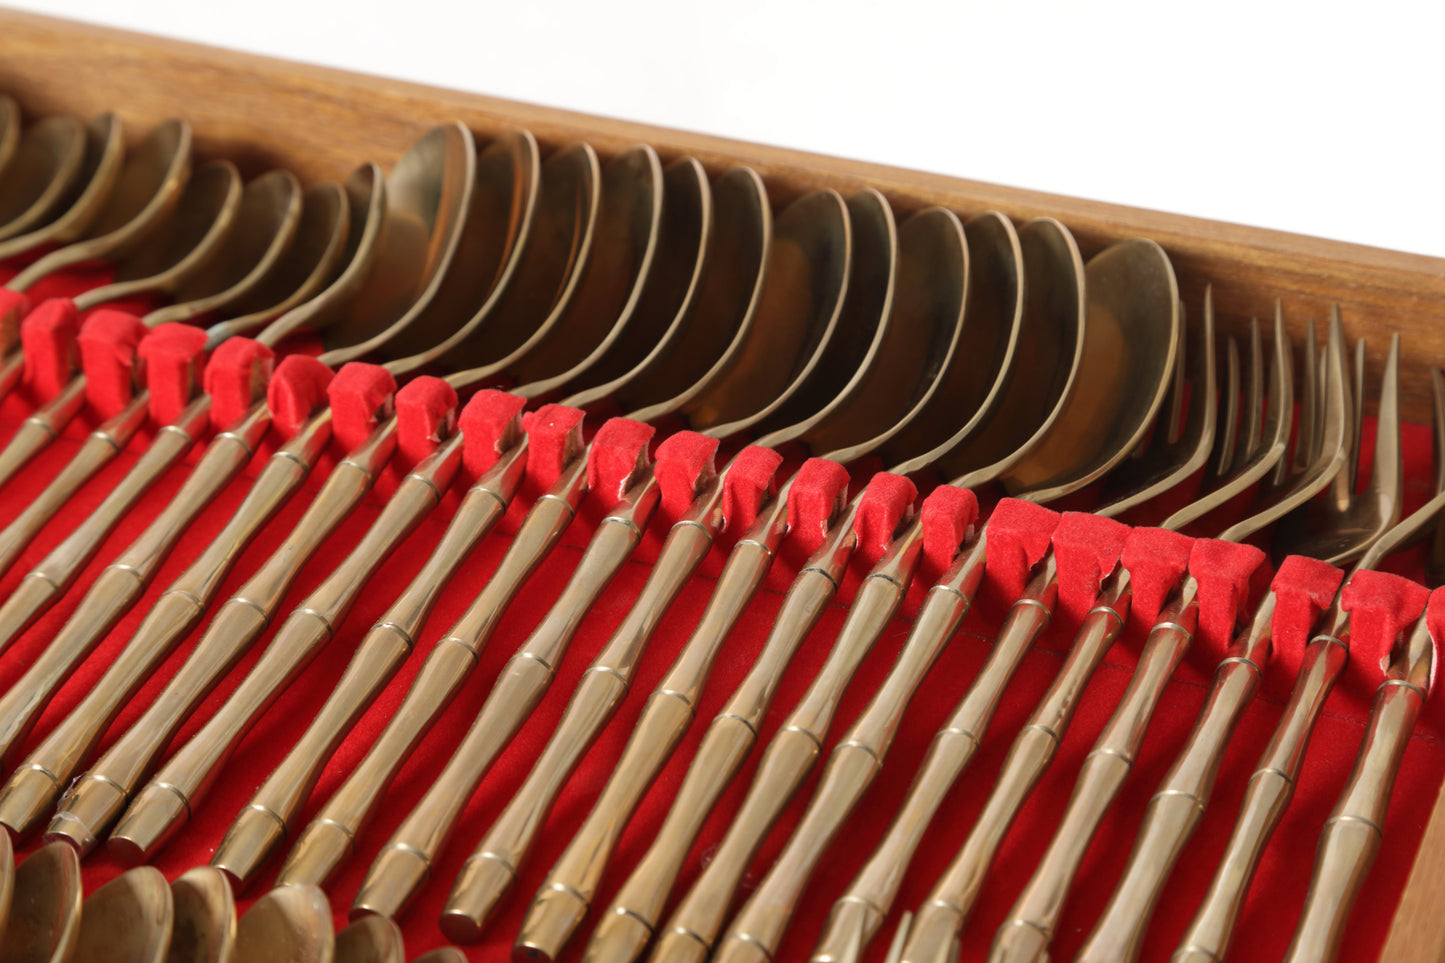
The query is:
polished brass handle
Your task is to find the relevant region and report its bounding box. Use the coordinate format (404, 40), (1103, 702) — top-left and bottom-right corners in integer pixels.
(210, 437), (528, 886)
(0, 372), (86, 490)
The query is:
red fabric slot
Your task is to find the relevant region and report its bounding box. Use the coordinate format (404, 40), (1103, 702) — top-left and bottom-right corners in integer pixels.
(520, 404), (585, 490)
(1341, 569), (1431, 690)
(586, 418), (655, 509)
(1121, 527), (1195, 634)
(1051, 512), (1132, 628)
(721, 445), (784, 534)
(205, 338), (275, 430)
(265, 355), (332, 438)
(76, 309), (148, 418)
(328, 362), (396, 453)
(1269, 555), (1345, 699)
(982, 498), (1060, 606)
(457, 389), (527, 480)
(653, 431), (719, 522)
(919, 484), (979, 581)
(20, 297), (79, 400)
(853, 472), (917, 567)
(1187, 539), (1269, 664)
(137, 323), (209, 425)
(394, 376), (458, 468)
(785, 457), (851, 557)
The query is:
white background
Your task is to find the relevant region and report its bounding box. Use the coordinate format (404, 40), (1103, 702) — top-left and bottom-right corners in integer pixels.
(7, 0), (1444, 258)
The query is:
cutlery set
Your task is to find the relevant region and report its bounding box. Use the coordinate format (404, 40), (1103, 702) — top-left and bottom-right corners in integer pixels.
(0, 86), (1438, 963)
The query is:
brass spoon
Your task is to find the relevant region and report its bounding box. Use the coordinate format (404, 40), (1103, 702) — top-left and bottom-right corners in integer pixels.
(272, 162), (764, 895)
(233, 886), (334, 963)
(0, 841), (80, 963)
(71, 867), (172, 963)
(0, 98), (19, 181)
(168, 867), (237, 963)
(5, 118), (191, 293)
(0, 113), (125, 264)
(213, 153), (721, 890)
(0, 116), (85, 243)
(335, 917), (403, 963)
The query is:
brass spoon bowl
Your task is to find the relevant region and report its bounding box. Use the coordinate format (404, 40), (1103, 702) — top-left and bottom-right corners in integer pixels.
(0, 841), (80, 963)
(0, 115), (85, 243)
(233, 886), (334, 963)
(71, 867), (172, 963)
(0, 114), (125, 263)
(167, 867), (237, 963)
(335, 917), (403, 963)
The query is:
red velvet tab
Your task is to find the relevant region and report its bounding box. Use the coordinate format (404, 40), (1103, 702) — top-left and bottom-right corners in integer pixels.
(76, 309), (148, 417)
(1269, 555), (1345, 688)
(1425, 587), (1445, 696)
(265, 355), (332, 438)
(920, 485), (979, 576)
(457, 389), (527, 478)
(854, 472), (917, 567)
(654, 431), (719, 521)
(0, 289), (30, 350)
(786, 458), (851, 557)
(1121, 527), (1195, 631)
(394, 376), (458, 467)
(137, 323), (209, 424)
(983, 499), (1061, 601)
(587, 418), (655, 509)
(721, 445), (784, 534)
(20, 297), (79, 399)
(1188, 539), (1269, 661)
(521, 404), (585, 489)
(1051, 512), (1132, 627)
(328, 362), (396, 453)
(205, 338), (275, 430)
(1341, 570), (1431, 687)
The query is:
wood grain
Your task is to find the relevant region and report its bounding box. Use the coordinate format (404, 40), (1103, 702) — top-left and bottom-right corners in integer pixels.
(1, 8), (1444, 961)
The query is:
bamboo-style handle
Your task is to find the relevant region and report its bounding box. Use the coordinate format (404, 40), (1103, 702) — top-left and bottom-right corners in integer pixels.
(0, 352), (23, 403)
(211, 439), (526, 886)
(1283, 614), (1432, 963)
(0, 373), (86, 491)
(1173, 620), (1350, 963)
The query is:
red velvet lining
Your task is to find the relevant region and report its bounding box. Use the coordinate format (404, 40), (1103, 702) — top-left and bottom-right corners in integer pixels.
(1341, 569), (1432, 689)
(585, 418), (655, 509)
(394, 376), (459, 469)
(136, 323), (209, 424)
(520, 404), (585, 491)
(1187, 539), (1269, 662)
(720, 445), (783, 534)
(853, 472), (917, 567)
(784, 458), (851, 558)
(1269, 555), (1346, 700)
(20, 297), (79, 399)
(918, 484), (979, 583)
(456, 390), (527, 481)
(653, 431), (719, 522)
(1121, 527), (1195, 634)
(1051, 512), (1131, 626)
(76, 309), (149, 418)
(981, 498), (1059, 609)
(206, 338), (275, 430)
(266, 355), (333, 439)
(328, 362), (396, 453)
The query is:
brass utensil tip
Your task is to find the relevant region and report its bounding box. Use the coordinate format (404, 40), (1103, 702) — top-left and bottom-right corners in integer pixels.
(646, 929), (711, 963)
(0, 765), (62, 836)
(898, 904), (965, 963)
(46, 776), (127, 855)
(439, 853), (517, 943)
(212, 805), (288, 886)
(108, 782), (189, 866)
(988, 920), (1050, 963)
(582, 910), (655, 963)
(515, 884), (590, 961)
(276, 819), (354, 888)
(712, 937), (772, 963)
(351, 845), (431, 921)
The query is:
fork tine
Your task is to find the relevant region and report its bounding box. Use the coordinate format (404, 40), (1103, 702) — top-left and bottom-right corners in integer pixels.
(1241, 316), (1264, 461)
(1165, 300), (1188, 445)
(1365, 331), (1403, 511)
(1294, 317), (1319, 473)
(1349, 336), (1366, 491)
(883, 913), (911, 963)
(1216, 334), (1241, 477)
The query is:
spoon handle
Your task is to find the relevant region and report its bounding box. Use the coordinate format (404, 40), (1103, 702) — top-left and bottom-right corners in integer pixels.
(516, 493), (787, 962)
(1078, 593), (1273, 963)
(352, 471), (661, 921)
(1284, 613), (1432, 963)
(718, 534), (985, 963)
(445, 489), (719, 937)
(899, 568), (1131, 963)
(31, 411), (332, 848)
(655, 522), (922, 959)
(211, 439), (527, 887)
(1174, 616), (1350, 963)
(106, 420), (404, 861)
(0, 351), (23, 402)
(989, 582), (1199, 963)
(0, 372), (86, 490)
(278, 456), (590, 891)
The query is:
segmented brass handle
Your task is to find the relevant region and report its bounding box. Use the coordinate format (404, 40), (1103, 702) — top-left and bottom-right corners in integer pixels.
(31, 410), (332, 850)
(1282, 612), (1432, 963)
(1173, 607), (1351, 963)
(717, 531), (985, 963)
(517, 481), (785, 962)
(210, 438), (528, 886)
(106, 419), (404, 861)
(444, 485), (716, 939)
(0, 372), (86, 490)
(990, 580), (1199, 963)
(898, 567), (1132, 963)
(0, 393), (220, 657)
(1078, 593), (1274, 963)
(274, 456), (588, 890)
(655, 517), (923, 960)
(350, 470), (661, 921)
